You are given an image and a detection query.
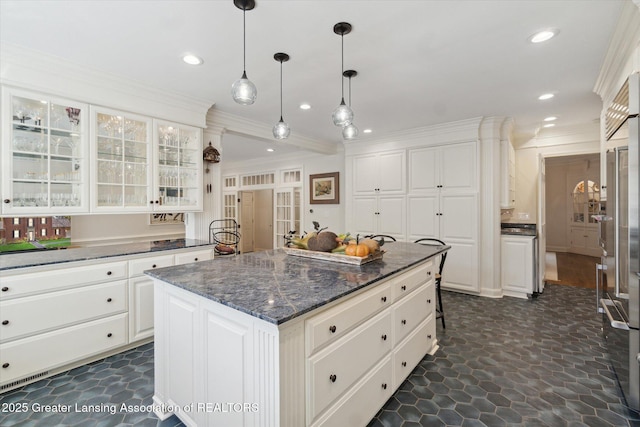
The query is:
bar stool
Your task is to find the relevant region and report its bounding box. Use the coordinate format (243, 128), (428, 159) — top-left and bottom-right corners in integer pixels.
(414, 238), (447, 328)
(363, 234), (397, 242)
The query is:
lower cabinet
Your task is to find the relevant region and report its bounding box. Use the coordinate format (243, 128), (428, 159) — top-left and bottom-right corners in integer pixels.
(501, 235), (536, 298)
(153, 258), (437, 427)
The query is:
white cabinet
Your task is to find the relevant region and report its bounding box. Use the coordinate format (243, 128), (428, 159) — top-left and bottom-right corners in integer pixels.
(501, 235), (536, 298)
(408, 143), (476, 194)
(352, 195), (405, 239)
(569, 225), (600, 257)
(91, 106), (153, 211)
(153, 120), (203, 211)
(353, 150), (405, 195)
(500, 140), (516, 209)
(1, 87), (89, 214)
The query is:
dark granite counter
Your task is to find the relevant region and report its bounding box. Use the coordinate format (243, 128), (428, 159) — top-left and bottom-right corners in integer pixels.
(145, 242), (449, 325)
(0, 239), (213, 271)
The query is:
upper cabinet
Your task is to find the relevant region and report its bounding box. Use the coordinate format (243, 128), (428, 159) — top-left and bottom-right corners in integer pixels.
(353, 150), (405, 195)
(1, 88), (89, 215)
(408, 142), (477, 194)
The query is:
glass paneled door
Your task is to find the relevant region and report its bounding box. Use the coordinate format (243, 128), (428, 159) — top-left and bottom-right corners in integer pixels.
(154, 121), (202, 211)
(1, 88), (88, 214)
(93, 108), (152, 210)
(275, 188), (301, 248)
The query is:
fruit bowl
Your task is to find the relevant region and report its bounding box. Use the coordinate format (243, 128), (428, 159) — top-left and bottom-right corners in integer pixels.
(282, 247), (384, 265)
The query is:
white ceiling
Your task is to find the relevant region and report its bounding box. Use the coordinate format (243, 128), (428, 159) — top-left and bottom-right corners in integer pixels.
(0, 0), (628, 162)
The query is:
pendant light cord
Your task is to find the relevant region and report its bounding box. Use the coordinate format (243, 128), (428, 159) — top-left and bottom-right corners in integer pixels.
(243, 7), (247, 73)
(348, 76), (352, 107)
(341, 33), (345, 101)
(280, 60), (284, 119)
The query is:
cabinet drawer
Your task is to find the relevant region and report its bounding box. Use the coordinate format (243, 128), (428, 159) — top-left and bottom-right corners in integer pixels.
(308, 310), (391, 421)
(0, 313), (127, 387)
(393, 315), (432, 389)
(393, 285), (429, 345)
(174, 249), (213, 266)
(0, 280), (127, 343)
(129, 254), (174, 277)
(306, 283), (391, 355)
(0, 261), (127, 300)
(311, 357), (393, 427)
(392, 262), (431, 301)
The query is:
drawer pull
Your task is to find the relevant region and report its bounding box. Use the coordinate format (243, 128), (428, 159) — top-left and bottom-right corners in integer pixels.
(152, 264), (157, 268)
(1, 320), (8, 325)
(194, 258), (199, 261)
(402, 361), (407, 367)
(107, 333), (113, 338)
(1, 287), (8, 292)
(427, 299), (432, 304)
(381, 296), (387, 303)
(382, 383), (387, 390)
(427, 334), (432, 339)
(428, 271), (432, 276)
(381, 334), (387, 341)
(401, 285), (407, 291)
(401, 319), (407, 325)
(107, 298), (112, 303)
(106, 271), (112, 276)
(329, 325), (337, 334)
(2, 363), (9, 368)
(329, 374), (337, 383)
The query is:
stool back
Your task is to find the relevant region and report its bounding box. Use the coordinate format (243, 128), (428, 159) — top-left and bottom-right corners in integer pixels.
(414, 238), (447, 277)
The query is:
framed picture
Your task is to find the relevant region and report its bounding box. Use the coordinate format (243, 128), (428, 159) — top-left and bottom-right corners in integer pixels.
(149, 213), (185, 225)
(310, 172), (340, 204)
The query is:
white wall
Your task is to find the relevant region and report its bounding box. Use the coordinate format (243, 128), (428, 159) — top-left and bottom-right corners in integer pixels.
(71, 214), (184, 245)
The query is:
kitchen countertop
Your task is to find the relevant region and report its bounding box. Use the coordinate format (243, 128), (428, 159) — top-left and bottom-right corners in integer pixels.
(0, 238), (213, 271)
(145, 241), (449, 325)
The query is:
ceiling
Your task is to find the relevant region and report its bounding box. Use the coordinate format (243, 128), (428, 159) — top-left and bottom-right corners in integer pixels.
(0, 0), (628, 162)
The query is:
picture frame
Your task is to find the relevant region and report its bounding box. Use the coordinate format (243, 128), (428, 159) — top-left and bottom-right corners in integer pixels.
(310, 172), (340, 204)
(149, 213), (185, 225)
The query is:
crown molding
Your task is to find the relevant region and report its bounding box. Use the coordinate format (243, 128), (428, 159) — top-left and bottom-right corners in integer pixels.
(0, 42), (212, 127)
(593, 1), (640, 104)
(207, 108), (338, 155)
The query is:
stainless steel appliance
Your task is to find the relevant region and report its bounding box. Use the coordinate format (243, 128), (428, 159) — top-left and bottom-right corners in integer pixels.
(600, 72), (640, 411)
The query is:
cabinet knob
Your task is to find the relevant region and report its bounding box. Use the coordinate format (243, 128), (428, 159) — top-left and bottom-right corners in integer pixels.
(2, 320), (8, 326)
(1, 287), (8, 292)
(3, 199), (10, 204)
(401, 285), (407, 291)
(329, 325), (337, 333)
(329, 374), (337, 383)
(107, 298), (112, 303)
(152, 264), (157, 268)
(155, 200), (159, 204)
(381, 334), (387, 341)
(382, 383), (387, 389)
(401, 319), (407, 325)
(427, 299), (432, 304)
(2, 363), (9, 368)
(107, 333), (113, 338)
(402, 361), (407, 367)
(428, 271), (432, 276)
(427, 334), (432, 339)
(381, 296), (387, 303)
(106, 271), (112, 276)
(149, 201), (154, 204)
(194, 258), (199, 261)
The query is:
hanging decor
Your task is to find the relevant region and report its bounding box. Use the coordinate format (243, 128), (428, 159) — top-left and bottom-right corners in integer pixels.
(342, 69), (358, 140)
(272, 52), (291, 139)
(331, 22), (354, 127)
(231, 0), (257, 105)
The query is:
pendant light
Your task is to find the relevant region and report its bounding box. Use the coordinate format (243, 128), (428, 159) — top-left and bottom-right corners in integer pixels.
(272, 52), (291, 140)
(332, 22), (353, 127)
(342, 69), (358, 140)
(231, 0), (257, 105)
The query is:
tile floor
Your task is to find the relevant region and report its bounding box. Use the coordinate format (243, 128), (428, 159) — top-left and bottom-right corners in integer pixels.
(1, 284), (639, 426)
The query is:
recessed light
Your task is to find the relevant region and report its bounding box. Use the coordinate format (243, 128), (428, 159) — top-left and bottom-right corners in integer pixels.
(543, 123), (555, 128)
(544, 116), (557, 121)
(267, 148), (275, 152)
(182, 54), (203, 65)
(363, 129), (372, 134)
(538, 93), (554, 100)
(299, 103), (311, 110)
(529, 29), (557, 44)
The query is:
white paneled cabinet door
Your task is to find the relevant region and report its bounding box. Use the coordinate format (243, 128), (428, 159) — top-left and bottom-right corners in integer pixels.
(501, 236), (534, 296)
(153, 120), (203, 212)
(352, 197), (378, 237)
(440, 194), (478, 292)
(407, 195), (438, 241)
(2, 88), (89, 214)
(353, 154), (379, 194)
(92, 107), (152, 212)
(408, 147), (438, 193)
(353, 150), (405, 195)
(440, 142), (476, 192)
(129, 276), (155, 342)
(377, 196), (406, 237)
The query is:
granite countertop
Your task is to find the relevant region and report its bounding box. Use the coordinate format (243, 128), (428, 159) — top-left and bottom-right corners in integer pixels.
(0, 239), (213, 271)
(145, 242), (449, 325)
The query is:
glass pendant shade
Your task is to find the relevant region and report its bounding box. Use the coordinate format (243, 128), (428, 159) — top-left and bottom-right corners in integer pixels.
(332, 98), (354, 127)
(342, 122), (358, 140)
(231, 71), (257, 105)
(273, 118), (290, 139)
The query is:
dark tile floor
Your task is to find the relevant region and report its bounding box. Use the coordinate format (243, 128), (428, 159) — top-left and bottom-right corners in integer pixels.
(1, 284), (639, 426)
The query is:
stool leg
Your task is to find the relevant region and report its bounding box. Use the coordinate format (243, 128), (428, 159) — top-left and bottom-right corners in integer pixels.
(436, 279), (445, 328)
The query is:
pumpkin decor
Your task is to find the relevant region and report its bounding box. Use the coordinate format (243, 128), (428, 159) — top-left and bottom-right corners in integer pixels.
(345, 240), (370, 257)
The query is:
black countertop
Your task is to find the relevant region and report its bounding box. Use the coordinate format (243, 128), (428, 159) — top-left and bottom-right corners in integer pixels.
(0, 239), (213, 271)
(145, 242), (449, 325)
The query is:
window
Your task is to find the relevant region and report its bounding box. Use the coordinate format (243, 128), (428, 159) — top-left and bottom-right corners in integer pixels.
(572, 180), (600, 224)
(13, 230), (20, 238)
(41, 229), (47, 237)
(55, 229), (60, 236)
(28, 218), (34, 227)
(41, 217), (47, 224)
(13, 218), (19, 225)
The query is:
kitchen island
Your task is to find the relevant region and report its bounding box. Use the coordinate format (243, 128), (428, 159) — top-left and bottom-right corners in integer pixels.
(146, 241), (449, 427)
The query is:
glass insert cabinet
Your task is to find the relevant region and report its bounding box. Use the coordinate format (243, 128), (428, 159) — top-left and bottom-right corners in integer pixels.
(1, 88), (89, 214)
(1, 87), (203, 215)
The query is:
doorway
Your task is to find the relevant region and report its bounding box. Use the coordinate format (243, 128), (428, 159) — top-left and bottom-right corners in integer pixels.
(238, 189), (274, 253)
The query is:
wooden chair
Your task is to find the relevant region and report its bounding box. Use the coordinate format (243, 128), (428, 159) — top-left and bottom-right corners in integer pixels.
(414, 238), (447, 328)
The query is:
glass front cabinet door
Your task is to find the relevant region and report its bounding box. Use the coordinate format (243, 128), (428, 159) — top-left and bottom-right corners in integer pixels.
(91, 107), (153, 211)
(153, 120), (202, 212)
(1, 88), (89, 214)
